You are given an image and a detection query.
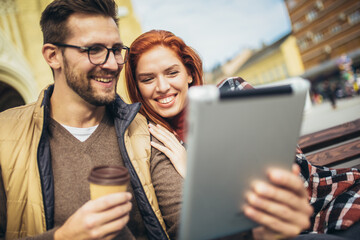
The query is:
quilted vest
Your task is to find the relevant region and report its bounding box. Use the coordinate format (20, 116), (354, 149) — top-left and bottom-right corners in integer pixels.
(0, 86), (168, 239)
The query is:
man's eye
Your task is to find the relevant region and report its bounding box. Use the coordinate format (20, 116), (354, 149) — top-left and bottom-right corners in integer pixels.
(113, 47), (122, 55)
(89, 46), (104, 54)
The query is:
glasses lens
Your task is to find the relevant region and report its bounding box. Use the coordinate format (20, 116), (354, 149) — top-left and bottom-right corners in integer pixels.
(88, 45), (108, 65)
(88, 45), (128, 65)
(115, 47), (128, 65)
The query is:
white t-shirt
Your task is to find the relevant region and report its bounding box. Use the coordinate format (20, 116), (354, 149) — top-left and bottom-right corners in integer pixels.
(61, 124), (99, 142)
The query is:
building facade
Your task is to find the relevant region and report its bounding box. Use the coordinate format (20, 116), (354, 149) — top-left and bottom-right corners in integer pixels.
(0, 0), (142, 111)
(285, 0), (360, 95)
(207, 32), (304, 87)
(232, 33), (305, 86)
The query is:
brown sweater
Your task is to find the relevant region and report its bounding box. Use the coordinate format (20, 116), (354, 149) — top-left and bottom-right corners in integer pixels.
(8, 111), (183, 240)
(50, 113), (146, 239)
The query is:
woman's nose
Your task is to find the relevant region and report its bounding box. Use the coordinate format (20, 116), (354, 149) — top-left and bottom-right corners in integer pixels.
(156, 76), (170, 92)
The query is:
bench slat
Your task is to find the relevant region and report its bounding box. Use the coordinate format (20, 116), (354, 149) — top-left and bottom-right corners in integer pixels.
(305, 139), (360, 167)
(299, 118), (360, 154)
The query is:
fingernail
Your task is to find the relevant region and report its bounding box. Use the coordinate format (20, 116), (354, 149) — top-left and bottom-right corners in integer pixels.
(254, 182), (267, 194)
(126, 192), (132, 200)
(243, 205), (255, 217)
(268, 168), (283, 181)
(247, 192), (258, 204)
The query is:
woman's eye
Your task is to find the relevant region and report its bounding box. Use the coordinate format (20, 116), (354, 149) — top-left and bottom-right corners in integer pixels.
(169, 71), (179, 76)
(140, 77), (153, 83)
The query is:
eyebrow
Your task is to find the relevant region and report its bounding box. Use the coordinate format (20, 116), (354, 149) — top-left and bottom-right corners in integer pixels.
(137, 73), (153, 78)
(165, 64), (180, 71)
(85, 42), (124, 47)
(136, 64), (180, 78)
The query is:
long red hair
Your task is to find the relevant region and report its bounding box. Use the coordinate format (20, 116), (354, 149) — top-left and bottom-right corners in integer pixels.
(125, 29), (203, 133)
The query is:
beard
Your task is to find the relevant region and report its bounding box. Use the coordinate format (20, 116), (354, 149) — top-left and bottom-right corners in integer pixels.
(63, 58), (119, 106)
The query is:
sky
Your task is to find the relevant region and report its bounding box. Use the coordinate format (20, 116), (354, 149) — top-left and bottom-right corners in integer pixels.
(131, 0), (292, 72)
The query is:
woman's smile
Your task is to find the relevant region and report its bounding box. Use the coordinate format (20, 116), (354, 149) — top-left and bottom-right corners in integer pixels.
(156, 94), (176, 105)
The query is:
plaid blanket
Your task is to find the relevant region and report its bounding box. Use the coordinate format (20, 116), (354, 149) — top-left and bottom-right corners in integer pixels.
(296, 147), (360, 234)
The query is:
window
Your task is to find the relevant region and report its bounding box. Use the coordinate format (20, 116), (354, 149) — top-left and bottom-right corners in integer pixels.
(348, 11), (360, 25)
(306, 31), (314, 39)
(313, 32), (323, 44)
(330, 25), (341, 34)
(313, 33), (323, 43)
(324, 45), (332, 54)
(293, 21), (303, 32)
(268, 69), (275, 82)
(306, 10), (318, 22)
(282, 63), (289, 78)
(315, 0), (324, 11)
(287, 0), (297, 10)
(274, 66), (281, 79)
(262, 73), (268, 83)
(338, 12), (346, 21)
(298, 39), (309, 51)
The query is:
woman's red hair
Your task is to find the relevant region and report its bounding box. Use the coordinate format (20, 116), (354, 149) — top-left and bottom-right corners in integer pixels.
(125, 29), (203, 133)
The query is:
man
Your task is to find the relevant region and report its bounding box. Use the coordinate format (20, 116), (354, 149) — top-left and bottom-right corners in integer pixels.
(0, 0), (180, 239)
(0, 0), (313, 239)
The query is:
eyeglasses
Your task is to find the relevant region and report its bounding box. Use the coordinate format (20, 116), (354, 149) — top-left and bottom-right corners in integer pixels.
(52, 43), (129, 65)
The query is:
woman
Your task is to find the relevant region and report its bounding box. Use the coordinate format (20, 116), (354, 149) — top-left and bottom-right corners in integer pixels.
(125, 30), (311, 237)
(124, 29), (321, 239)
(125, 29), (205, 177)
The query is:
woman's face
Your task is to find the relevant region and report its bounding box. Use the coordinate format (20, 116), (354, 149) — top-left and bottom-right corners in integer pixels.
(135, 46), (192, 118)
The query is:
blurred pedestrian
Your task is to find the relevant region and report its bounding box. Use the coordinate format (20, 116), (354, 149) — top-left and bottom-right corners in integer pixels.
(323, 80), (337, 109)
(356, 69), (360, 95)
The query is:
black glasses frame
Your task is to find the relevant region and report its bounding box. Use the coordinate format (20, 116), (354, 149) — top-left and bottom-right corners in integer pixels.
(52, 43), (129, 65)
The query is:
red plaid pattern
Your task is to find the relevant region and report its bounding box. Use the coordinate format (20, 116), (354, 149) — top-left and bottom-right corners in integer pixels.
(296, 147), (360, 234)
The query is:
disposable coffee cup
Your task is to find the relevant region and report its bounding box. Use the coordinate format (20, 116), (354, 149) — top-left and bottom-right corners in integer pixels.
(88, 166), (130, 200)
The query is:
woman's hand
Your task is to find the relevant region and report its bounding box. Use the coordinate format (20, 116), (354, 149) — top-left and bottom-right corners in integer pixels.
(148, 123), (187, 178)
(244, 164), (313, 240)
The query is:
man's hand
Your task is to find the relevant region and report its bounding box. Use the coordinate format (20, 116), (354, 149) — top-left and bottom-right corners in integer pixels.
(243, 164), (313, 240)
(54, 192), (132, 240)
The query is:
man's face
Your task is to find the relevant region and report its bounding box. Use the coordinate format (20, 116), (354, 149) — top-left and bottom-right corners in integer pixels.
(60, 13), (122, 106)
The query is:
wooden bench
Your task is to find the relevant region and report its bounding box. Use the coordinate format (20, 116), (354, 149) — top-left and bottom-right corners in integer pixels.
(298, 118), (360, 168)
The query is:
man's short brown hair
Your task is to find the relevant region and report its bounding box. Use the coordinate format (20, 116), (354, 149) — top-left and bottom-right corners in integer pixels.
(40, 0), (118, 44)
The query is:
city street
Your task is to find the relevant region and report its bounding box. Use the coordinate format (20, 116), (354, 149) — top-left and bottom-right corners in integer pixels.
(300, 95), (360, 136)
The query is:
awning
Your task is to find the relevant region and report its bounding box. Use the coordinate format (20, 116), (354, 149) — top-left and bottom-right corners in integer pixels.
(301, 48), (360, 80)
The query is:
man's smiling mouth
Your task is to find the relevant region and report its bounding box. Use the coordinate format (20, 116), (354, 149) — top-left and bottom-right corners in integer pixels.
(94, 77), (113, 83)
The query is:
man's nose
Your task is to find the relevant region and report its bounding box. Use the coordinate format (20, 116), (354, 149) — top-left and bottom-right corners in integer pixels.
(101, 51), (119, 71)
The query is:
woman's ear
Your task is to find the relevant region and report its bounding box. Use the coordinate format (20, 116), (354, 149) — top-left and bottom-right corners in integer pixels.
(42, 43), (62, 70)
(188, 78), (193, 84)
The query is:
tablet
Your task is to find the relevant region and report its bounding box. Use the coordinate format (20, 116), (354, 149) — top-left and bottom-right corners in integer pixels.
(178, 78), (310, 240)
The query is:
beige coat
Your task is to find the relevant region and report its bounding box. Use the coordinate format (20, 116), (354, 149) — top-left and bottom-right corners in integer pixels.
(0, 86), (168, 239)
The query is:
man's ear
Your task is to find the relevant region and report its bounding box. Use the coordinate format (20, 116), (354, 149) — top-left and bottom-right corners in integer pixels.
(42, 43), (62, 70)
